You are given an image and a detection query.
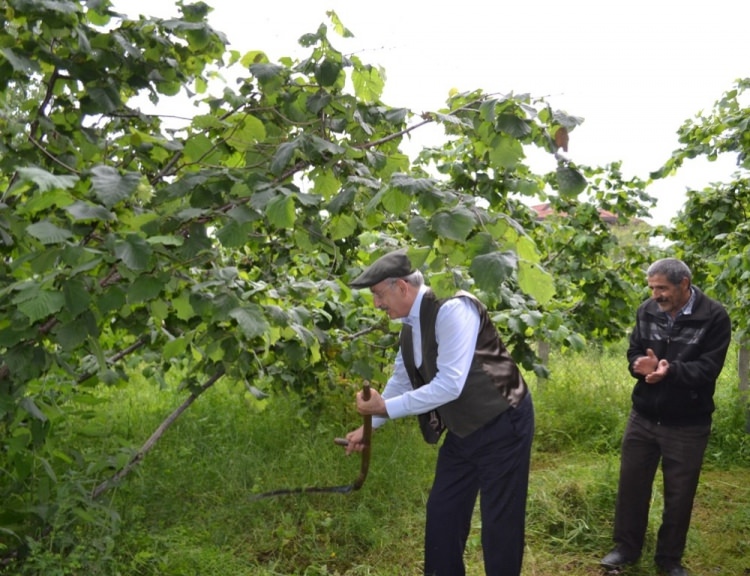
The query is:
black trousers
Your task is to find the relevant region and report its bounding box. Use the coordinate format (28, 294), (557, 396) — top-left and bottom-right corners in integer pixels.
(612, 410), (710, 567)
(424, 392), (534, 576)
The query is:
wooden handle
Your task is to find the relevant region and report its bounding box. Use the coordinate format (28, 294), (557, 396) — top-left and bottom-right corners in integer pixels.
(352, 381), (372, 490)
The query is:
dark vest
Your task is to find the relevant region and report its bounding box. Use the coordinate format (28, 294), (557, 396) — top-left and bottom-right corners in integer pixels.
(400, 289), (527, 442)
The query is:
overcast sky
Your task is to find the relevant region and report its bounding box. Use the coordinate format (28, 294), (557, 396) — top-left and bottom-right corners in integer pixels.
(117, 1), (749, 225)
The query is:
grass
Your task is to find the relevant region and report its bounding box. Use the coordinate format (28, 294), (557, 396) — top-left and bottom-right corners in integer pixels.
(8, 342), (750, 575)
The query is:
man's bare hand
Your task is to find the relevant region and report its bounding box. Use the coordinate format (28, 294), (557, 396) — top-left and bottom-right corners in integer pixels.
(645, 358), (669, 384)
(344, 425), (365, 455)
(356, 388), (387, 417)
(633, 348), (659, 376)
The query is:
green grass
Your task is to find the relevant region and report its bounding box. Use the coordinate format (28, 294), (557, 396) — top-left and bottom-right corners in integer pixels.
(7, 343), (750, 575)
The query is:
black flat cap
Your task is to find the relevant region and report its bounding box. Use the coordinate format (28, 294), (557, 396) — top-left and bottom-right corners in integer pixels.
(349, 248), (414, 288)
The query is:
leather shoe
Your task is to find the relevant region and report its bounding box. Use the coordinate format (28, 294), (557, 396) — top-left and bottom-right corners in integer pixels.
(600, 548), (638, 568)
(658, 564), (688, 576)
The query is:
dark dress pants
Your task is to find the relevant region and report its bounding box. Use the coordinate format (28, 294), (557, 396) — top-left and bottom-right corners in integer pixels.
(424, 392), (534, 576)
(613, 410), (710, 566)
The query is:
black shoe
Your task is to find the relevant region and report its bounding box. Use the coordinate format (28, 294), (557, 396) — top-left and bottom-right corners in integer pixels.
(600, 548), (638, 569)
(658, 564), (688, 576)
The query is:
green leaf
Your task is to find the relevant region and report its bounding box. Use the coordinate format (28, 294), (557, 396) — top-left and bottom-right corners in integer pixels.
(311, 168), (341, 199)
(518, 261), (556, 305)
(431, 207), (476, 242)
(163, 337), (188, 360)
(90, 165), (141, 208)
(240, 50), (269, 67)
(1, 48), (41, 74)
(270, 141), (297, 175)
(433, 112), (473, 129)
(183, 134), (217, 164)
(114, 234), (153, 270)
(20, 397), (47, 422)
(127, 275), (164, 303)
(307, 91), (332, 114)
(56, 313), (95, 351)
(479, 98), (497, 122)
(315, 58), (342, 87)
(469, 251), (517, 292)
(15, 167), (79, 192)
(17, 290), (66, 323)
(146, 235), (184, 246)
(488, 134), (524, 169)
(381, 187), (411, 215)
(230, 305), (269, 339)
(82, 86), (121, 113)
(515, 234), (541, 264)
(62, 277), (92, 317)
(96, 286), (126, 315)
(65, 201), (115, 222)
(266, 195), (295, 229)
(215, 220), (251, 248)
(496, 114), (532, 138)
(327, 186), (355, 215)
(407, 216), (436, 245)
(390, 173), (437, 194)
(352, 65), (384, 103)
(26, 221), (73, 244)
(172, 293), (195, 321)
(249, 62), (285, 82)
(327, 213), (357, 240)
(556, 165), (587, 197)
(225, 115), (267, 150)
(328, 10), (354, 38)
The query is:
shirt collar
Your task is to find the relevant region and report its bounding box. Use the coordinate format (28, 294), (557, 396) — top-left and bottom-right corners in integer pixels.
(681, 286), (696, 316)
(400, 285), (428, 326)
(664, 286), (695, 324)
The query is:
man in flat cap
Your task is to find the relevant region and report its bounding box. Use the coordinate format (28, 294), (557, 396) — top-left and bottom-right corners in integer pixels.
(345, 248), (534, 576)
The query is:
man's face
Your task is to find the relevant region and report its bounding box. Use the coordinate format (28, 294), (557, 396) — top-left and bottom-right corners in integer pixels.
(648, 273), (690, 316)
(370, 278), (410, 319)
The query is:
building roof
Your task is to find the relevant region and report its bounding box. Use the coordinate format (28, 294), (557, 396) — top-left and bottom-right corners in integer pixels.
(530, 203), (618, 224)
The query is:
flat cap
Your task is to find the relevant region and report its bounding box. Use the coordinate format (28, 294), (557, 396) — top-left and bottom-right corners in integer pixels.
(349, 248), (414, 289)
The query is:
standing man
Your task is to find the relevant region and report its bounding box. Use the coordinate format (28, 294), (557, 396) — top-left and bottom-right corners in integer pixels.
(344, 248), (534, 576)
(600, 258), (731, 576)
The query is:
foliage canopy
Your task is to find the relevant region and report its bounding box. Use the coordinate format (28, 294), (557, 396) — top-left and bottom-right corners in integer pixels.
(2, 0), (747, 570)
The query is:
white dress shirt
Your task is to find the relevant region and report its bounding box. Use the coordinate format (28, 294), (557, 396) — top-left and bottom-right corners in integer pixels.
(373, 285), (481, 428)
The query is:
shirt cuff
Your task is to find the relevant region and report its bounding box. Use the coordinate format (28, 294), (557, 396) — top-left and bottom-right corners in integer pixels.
(372, 415), (388, 429)
(384, 396), (409, 420)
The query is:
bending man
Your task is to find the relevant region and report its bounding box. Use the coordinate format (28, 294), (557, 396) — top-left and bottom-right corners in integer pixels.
(345, 248), (534, 576)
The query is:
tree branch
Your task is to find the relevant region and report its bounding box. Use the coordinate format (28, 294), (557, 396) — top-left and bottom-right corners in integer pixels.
(91, 367), (225, 500)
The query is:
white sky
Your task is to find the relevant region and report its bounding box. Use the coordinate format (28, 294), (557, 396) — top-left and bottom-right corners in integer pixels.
(116, 0), (750, 225)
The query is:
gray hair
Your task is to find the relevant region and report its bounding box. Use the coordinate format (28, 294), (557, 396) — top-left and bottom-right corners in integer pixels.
(390, 270), (424, 288)
(647, 258), (692, 286)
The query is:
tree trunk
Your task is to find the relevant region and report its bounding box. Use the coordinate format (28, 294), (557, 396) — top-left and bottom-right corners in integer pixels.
(739, 346), (750, 433)
(536, 340), (550, 389)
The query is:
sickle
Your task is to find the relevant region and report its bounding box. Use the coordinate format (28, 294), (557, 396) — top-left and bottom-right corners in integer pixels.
(335, 381), (372, 490)
(249, 382), (372, 501)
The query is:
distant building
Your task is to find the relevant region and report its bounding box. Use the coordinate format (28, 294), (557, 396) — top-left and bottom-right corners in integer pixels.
(530, 203), (618, 224)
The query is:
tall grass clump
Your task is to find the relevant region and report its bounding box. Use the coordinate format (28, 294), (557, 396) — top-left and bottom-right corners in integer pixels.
(530, 340), (632, 455)
(705, 346), (750, 467)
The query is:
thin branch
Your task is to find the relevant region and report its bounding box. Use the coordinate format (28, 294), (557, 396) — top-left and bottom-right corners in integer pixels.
(91, 368), (225, 500)
(27, 135), (81, 175)
(76, 338), (148, 384)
